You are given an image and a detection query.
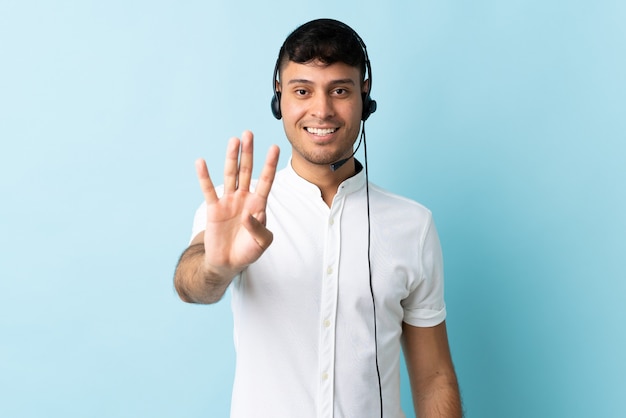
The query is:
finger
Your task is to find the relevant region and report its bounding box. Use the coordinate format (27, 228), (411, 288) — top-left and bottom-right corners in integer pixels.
(254, 145), (280, 199)
(195, 158), (218, 204)
(223, 136), (241, 194)
(237, 130), (254, 192)
(243, 213), (274, 250)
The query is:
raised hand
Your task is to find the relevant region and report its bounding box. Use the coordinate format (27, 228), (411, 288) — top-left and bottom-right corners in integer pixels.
(196, 130), (280, 280)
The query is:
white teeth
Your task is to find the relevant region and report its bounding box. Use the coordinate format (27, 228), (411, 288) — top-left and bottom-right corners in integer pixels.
(306, 127), (337, 135)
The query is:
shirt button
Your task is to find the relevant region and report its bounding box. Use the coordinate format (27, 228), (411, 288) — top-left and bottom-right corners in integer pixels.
(329, 218), (334, 226)
(323, 319), (331, 328)
(322, 372), (329, 381)
(326, 266), (333, 275)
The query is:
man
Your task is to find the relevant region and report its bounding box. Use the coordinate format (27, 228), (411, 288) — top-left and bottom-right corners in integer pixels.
(174, 18), (462, 418)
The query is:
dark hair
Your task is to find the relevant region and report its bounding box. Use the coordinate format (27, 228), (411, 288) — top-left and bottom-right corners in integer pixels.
(277, 19), (367, 82)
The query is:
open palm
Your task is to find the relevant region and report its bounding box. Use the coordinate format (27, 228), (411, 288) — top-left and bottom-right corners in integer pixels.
(196, 131), (280, 277)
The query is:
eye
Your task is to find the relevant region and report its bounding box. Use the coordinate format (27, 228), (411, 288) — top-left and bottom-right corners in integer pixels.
(295, 89), (308, 96)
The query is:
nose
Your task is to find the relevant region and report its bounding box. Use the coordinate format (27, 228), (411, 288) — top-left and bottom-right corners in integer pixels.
(310, 93), (335, 119)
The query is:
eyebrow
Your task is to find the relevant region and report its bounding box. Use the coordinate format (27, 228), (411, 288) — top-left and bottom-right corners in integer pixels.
(286, 78), (356, 86)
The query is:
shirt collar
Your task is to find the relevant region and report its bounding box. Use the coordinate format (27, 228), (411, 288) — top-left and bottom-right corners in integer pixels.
(282, 158), (366, 199)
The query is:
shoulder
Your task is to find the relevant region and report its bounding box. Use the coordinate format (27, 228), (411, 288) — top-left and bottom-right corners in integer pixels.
(368, 182), (433, 223)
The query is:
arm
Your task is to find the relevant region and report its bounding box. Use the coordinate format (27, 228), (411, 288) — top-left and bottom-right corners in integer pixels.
(173, 231), (233, 304)
(174, 130), (280, 304)
(402, 320), (463, 418)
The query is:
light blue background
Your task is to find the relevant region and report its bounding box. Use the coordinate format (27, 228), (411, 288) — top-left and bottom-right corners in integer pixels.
(1, 1), (624, 417)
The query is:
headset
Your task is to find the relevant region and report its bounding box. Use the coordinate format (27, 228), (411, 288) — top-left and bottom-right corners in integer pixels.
(270, 19), (377, 122)
(271, 19), (383, 418)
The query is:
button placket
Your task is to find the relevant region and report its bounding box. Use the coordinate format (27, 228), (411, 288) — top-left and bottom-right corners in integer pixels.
(317, 199), (344, 418)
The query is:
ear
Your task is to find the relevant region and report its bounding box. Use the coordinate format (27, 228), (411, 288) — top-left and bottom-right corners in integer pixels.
(362, 78), (371, 95)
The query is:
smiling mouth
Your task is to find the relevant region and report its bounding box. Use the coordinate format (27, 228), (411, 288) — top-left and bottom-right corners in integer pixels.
(305, 127), (338, 136)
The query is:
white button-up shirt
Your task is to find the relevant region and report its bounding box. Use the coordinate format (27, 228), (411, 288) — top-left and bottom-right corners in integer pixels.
(191, 162), (446, 418)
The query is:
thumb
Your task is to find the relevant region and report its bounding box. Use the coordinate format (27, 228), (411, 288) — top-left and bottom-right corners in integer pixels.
(243, 213), (274, 250)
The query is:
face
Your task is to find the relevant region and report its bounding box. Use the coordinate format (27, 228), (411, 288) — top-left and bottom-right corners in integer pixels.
(278, 60), (365, 174)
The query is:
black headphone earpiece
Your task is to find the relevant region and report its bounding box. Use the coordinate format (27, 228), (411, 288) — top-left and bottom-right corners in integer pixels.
(271, 21), (376, 122)
(271, 47), (283, 120)
(271, 91), (282, 120)
(361, 93), (377, 122)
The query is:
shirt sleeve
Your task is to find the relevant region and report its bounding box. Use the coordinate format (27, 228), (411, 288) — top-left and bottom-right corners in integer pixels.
(401, 214), (447, 327)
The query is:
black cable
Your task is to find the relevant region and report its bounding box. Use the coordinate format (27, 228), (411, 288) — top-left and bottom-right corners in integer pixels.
(363, 124), (383, 418)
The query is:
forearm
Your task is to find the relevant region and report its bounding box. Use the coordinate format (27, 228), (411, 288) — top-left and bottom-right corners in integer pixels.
(402, 322), (463, 418)
(413, 372), (463, 418)
(173, 244), (237, 304)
